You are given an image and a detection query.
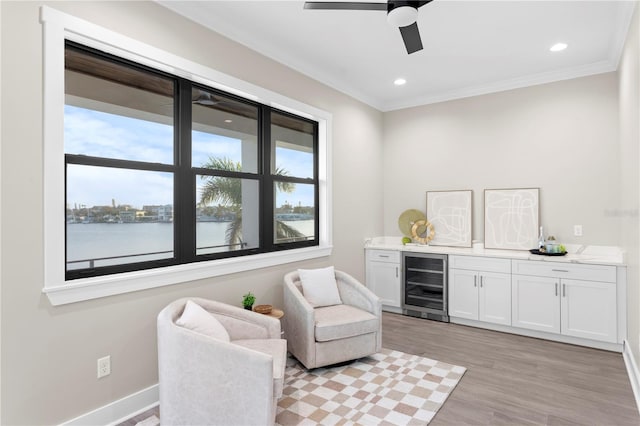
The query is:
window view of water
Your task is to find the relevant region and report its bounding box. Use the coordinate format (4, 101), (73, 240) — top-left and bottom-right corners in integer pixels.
(64, 46), (318, 278)
(66, 220), (314, 270)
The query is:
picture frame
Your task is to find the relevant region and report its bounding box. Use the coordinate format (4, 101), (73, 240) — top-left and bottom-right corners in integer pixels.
(426, 190), (473, 247)
(484, 188), (540, 250)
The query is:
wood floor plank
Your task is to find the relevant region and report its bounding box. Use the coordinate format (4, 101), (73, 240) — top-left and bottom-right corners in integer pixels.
(381, 312), (640, 425)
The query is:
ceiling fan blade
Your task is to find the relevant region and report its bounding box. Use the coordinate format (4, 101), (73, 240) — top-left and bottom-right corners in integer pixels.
(399, 22), (423, 54)
(304, 2), (387, 11)
(414, 1), (434, 9)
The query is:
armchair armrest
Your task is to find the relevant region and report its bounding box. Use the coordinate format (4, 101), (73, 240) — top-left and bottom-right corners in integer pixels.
(335, 271), (382, 316)
(334, 270), (383, 353)
(282, 272), (316, 367)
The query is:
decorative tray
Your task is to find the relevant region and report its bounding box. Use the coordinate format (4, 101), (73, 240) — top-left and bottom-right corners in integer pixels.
(529, 249), (567, 256)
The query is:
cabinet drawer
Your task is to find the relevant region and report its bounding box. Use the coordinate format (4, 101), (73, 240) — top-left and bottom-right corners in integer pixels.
(511, 260), (616, 283)
(367, 249), (400, 263)
(449, 255), (511, 273)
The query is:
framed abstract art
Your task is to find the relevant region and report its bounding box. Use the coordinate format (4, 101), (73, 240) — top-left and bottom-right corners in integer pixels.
(426, 190), (473, 247)
(484, 188), (539, 250)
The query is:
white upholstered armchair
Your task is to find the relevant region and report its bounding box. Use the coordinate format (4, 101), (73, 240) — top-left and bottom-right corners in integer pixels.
(157, 297), (286, 425)
(283, 269), (382, 369)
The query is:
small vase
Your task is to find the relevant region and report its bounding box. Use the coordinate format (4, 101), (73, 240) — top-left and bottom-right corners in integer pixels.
(244, 305), (252, 311)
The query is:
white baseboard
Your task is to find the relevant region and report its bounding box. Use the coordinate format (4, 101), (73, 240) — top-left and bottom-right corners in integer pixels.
(60, 384), (159, 426)
(623, 340), (640, 415)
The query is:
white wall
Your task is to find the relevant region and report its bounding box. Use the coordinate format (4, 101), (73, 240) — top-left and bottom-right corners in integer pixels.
(382, 73), (620, 246)
(619, 2), (640, 374)
(0, 1), (383, 424)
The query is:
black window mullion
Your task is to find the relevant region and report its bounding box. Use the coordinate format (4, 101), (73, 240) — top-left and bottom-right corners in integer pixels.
(65, 154), (174, 173)
(191, 168), (259, 181)
(313, 121), (320, 245)
(261, 107), (274, 251)
(270, 175), (315, 185)
(175, 79), (195, 262)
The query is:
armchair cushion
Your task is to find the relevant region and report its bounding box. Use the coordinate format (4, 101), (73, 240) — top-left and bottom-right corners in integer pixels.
(176, 300), (230, 342)
(314, 304), (379, 342)
(298, 266), (342, 307)
(233, 339), (287, 397)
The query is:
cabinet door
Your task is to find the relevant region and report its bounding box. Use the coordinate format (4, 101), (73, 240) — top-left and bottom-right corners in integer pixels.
(512, 275), (560, 333)
(367, 261), (401, 307)
(561, 279), (617, 343)
(449, 269), (478, 320)
(479, 272), (511, 326)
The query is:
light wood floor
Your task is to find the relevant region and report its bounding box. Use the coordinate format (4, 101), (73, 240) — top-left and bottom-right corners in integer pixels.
(382, 312), (639, 425)
(120, 312), (639, 425)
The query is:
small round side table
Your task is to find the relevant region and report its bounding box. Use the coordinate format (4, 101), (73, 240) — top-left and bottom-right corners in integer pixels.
(253, 307), (284, 320)
(265, 308), (284, 320)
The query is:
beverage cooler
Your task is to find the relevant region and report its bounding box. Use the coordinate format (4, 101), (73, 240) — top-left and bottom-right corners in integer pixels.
(402, 252), (449, 322)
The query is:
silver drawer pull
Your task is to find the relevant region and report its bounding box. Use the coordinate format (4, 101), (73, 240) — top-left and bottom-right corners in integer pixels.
(378, 255), (389, 258)
(552, 269), (569, 273)
(555, 283), (558, 296)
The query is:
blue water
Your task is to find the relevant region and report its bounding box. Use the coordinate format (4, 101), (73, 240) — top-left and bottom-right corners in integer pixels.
(66, 221), (313, 270)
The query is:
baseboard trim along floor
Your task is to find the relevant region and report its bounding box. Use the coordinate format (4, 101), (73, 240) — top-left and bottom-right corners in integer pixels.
(60, 384), (158, 426)
(623, 339), (640, 415)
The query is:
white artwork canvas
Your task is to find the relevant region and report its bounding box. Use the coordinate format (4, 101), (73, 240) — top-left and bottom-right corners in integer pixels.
(484, 188), (539, 250)
(426, 190), (472, 247)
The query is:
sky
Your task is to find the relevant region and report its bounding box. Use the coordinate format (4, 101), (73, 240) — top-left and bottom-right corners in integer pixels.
(64, 105), (315, 209)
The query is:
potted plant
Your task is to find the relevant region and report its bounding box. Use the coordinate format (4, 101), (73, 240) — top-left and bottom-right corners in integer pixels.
(242, 291), (256, 310)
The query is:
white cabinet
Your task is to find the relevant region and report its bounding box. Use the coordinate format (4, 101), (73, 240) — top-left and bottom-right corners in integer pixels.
(561, 279), (617, 342)
(479, 272), (513, 325)
(449, 269), (478, 319)
(365, 249), (401, 310)
(449, 256), (511, 326)
(511, 261), (617, 343)
(512, 275), (560, 333)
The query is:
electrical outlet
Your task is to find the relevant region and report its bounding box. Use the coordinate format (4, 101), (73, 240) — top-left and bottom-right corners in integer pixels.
(574, 225), (583, 237)
(97, 355), (111, 379)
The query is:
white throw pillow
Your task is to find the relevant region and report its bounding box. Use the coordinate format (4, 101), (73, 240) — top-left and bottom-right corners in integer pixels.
(176, 300), (230, 342)
(298, 266), (342, 307)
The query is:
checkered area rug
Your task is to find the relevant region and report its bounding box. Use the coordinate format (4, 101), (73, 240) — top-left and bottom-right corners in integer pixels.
(276, 348), (466, 425)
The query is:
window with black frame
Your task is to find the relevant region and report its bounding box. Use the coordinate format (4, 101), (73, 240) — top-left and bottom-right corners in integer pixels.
(270, 111), (318, 245)
(64, 42), (319, 280)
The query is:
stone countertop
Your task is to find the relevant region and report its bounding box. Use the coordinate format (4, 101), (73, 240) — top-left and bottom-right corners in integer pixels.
(364, 236), (626, 266)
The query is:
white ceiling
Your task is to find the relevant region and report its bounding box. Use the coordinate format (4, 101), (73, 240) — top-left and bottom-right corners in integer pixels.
(158, 1), (636, 112)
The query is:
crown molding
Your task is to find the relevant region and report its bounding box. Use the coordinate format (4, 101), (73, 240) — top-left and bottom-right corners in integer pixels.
(381, 58), (619, 112)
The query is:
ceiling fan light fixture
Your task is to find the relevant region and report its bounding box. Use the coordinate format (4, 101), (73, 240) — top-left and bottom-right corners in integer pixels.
(194, 91), (216, 105)
(387, 6), (418, 28)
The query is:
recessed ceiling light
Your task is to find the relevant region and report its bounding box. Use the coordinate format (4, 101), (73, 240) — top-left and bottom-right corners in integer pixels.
(550, 42), (568, 52)
(224, 119), (233, 123)
(394, 78), (407, 86)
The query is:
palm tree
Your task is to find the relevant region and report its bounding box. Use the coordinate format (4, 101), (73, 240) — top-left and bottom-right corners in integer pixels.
(199, 156), (305, 249)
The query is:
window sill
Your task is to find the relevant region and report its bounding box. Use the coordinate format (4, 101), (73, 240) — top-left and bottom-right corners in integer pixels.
(43, 245), (332, 305)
